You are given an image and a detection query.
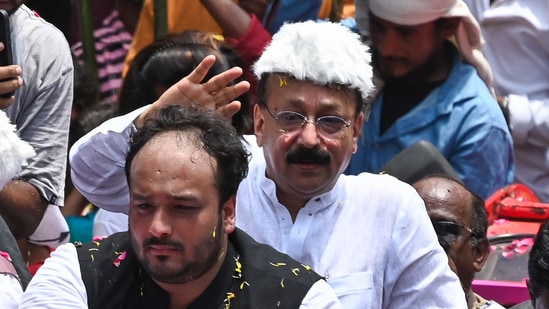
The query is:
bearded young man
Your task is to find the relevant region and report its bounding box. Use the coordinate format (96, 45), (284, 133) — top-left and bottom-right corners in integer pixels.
(350, 0), (514, 200)
(20, 106), (341, 308)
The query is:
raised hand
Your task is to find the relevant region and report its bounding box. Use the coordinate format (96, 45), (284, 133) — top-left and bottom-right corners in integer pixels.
(135, 55), (250, 128)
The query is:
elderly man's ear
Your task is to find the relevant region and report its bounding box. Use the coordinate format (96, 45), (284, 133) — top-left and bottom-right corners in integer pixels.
(473, 238), (491, 272)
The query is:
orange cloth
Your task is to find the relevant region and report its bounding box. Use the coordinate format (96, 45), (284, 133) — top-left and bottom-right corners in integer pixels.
(123, 0), (223, 76)
(318, 0), (355, 19)
(124, 0), (356, 76)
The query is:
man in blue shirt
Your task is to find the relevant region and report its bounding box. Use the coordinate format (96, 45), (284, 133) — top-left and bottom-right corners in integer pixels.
(349, 0), (514, 199)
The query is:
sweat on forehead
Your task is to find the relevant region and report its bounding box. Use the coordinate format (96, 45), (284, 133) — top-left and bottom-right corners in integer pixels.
(253, 20), (374, 104)
(414, 176), (470, 203)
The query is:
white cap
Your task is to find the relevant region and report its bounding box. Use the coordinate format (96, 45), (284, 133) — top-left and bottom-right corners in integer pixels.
(369, 0), (466, 26)
(253, 21), (375, 104)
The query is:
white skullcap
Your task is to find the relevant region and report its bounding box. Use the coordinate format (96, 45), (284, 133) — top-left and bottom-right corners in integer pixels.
(253, 21), (375, 104)
(368, 0), (495, 94)
(369, 0), (463, 26)
(0, 111), (35, 190)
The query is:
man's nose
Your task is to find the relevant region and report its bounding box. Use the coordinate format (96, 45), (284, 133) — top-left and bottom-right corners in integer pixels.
(149, 209), (172, 238)
(298, 121), (321, 148)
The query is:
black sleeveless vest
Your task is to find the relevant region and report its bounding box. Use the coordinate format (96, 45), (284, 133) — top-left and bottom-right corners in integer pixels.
(77, 229), (322, 308)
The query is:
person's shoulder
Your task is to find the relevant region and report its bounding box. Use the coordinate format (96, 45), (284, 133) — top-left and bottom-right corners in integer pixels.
(339, 172), (425, 215)
(341, 172), (415, 195)
(508, 300), (534, 309)
(230, 229), (321, 284)
(446, 59), (507, 127)
(12, 5), (69, 45)
(76, 232), (131, 264)
(229, 230), (328, 309)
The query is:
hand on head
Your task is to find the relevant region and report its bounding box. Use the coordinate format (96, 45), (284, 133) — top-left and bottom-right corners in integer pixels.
(135, 55), (250, 128)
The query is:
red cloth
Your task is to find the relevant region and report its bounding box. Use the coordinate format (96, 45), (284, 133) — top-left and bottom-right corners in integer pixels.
(27, 246), (54, 276)
(225, 14), (272, 101)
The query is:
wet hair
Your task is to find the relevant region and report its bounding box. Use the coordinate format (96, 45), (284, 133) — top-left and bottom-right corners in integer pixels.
(125, 105), (249, 205)
(119, 30), (252, 133)
(528, 220), (549, 298)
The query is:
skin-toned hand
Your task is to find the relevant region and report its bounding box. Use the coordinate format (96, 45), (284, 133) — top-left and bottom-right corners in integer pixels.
(0, 42), (22, 109)
(134, 55), (250, 128)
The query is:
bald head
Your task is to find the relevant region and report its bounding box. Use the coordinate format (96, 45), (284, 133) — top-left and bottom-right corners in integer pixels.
(413, 176), (487, 238)
(413, 176), (472, 216)
(413, 175), (489, 293)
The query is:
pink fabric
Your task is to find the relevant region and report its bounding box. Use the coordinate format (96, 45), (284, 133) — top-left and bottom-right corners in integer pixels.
(0, 252), (18, 280)
(72, 10), (133, 102)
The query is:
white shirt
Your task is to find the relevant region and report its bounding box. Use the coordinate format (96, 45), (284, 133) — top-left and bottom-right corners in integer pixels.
(237, 160), (466, 308)
(18, 242), (341, 308)
(69, 109), (466, 308)
(1, 274), (22, 309)
(465, 0), (549, 202)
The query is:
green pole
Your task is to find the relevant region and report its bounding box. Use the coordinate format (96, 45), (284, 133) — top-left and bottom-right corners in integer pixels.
(154, 0), (168, 40)
(329, 0), (344, 23)
(75, 0), (97, 76)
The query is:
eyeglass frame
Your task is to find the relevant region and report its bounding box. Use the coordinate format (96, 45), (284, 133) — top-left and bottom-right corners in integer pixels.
(431, 220), (480, 247)
(260, 103), (353, 138)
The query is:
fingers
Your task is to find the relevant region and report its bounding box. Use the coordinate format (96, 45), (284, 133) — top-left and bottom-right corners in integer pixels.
(212, 80), (250, 108)
(186, 54), (217, 84)
(0, 66), (22, 101)
(0, 65), (21, 80)
(0, 77), (22, 96)
(202, 66), (244, 94)
(138, 55), (251, 129)
(218, 101), (242, 120)
(0, 96), (14, 109)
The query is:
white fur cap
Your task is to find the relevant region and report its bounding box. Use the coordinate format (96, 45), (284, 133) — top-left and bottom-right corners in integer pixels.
(0, 111), (35, 189)
(253, 21), (374, 103)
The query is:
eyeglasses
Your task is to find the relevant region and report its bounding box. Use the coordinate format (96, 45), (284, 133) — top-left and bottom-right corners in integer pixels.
(262, 105), (352, 138)
(431, 220), (478, 245)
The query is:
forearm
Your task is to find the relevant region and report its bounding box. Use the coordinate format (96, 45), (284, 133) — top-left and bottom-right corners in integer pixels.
(508, 95), (549, 147)
(200, 0), (252, 38)
(0, 180), (48, 239)
(70, 106), (146, 213)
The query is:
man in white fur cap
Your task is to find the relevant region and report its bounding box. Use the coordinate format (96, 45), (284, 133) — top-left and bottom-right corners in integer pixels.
(69, 21), (466, 307)
(349, 0), (514, 200)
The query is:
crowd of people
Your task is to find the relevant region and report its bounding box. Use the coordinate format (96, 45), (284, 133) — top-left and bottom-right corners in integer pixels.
(0, 0), (547, 308)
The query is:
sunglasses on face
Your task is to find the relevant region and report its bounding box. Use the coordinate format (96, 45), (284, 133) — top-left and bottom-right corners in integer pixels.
(431, 220), (478, 245)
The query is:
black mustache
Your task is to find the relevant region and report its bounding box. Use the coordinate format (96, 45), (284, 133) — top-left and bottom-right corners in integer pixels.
(286, 147), (331, 164)
(143, 237), (184, 249)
